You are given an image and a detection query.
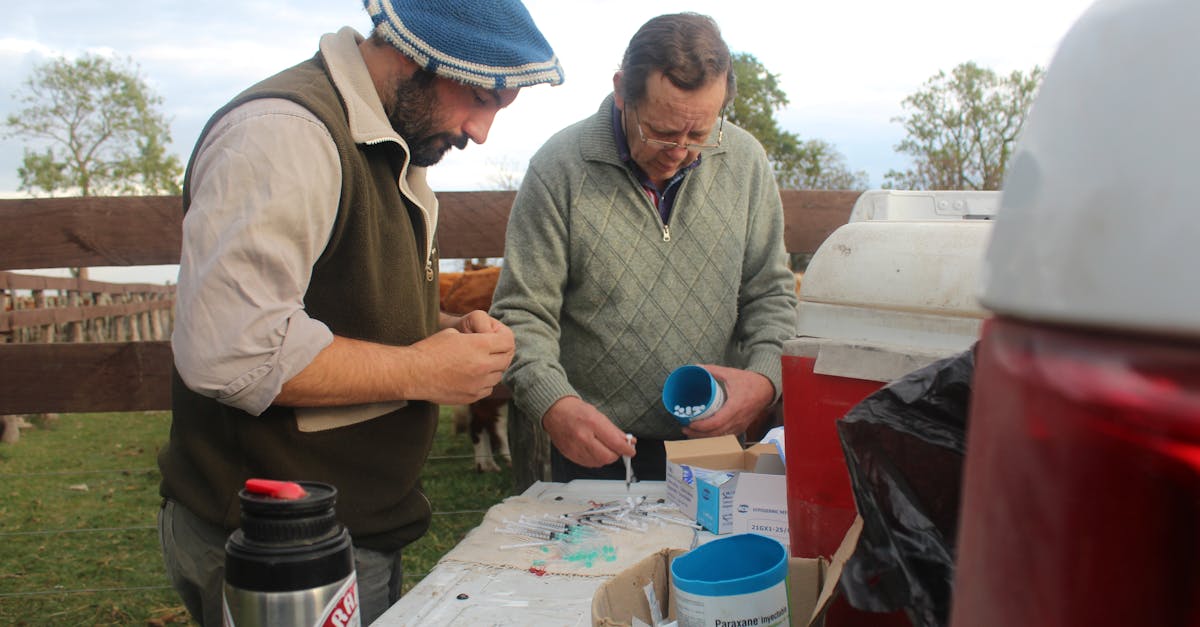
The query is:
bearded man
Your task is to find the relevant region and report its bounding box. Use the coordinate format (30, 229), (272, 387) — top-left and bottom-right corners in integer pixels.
(157, 1), (563, 624)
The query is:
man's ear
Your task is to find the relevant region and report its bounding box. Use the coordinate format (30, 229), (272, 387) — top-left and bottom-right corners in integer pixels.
(612, 71), (625, 110)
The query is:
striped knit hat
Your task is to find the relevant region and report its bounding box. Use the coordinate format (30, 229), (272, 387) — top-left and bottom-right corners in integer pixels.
(364, 0), (564, 90)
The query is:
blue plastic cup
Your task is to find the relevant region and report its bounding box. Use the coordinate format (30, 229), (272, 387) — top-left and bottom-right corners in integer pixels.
(662, 365), (725, 425)
(670, 533), (790, 626)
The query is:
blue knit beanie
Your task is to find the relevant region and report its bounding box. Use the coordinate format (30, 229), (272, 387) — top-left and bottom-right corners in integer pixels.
(364, 0), (564, 90)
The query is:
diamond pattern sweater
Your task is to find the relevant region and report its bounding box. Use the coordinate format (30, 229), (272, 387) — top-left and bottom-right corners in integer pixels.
(492, 95), (798, 439)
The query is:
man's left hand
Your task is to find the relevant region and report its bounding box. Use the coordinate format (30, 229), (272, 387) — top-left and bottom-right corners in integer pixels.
(681, 365), (774, 439)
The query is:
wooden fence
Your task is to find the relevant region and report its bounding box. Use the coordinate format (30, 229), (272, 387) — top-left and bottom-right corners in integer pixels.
(0, 190), (861, 415)
(2, 271), (174, 343)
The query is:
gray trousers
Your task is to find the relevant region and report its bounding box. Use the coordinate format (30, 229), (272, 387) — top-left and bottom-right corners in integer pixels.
(158, 498), (403, 626)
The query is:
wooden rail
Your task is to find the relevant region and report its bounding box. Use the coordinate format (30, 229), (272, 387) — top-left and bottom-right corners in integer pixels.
(0, 191), (861, 414)
(1, 271), (174, 341)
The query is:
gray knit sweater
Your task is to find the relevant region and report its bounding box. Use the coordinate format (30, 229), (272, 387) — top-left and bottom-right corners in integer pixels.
(491, 95), (798, 439)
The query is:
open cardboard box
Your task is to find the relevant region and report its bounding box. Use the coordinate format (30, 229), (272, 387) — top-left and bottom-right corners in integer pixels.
(664, 435), (789, 545)
(592, 518), (862, 627)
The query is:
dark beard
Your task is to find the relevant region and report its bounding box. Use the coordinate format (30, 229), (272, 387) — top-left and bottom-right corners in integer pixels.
(387, 69), (470, 167)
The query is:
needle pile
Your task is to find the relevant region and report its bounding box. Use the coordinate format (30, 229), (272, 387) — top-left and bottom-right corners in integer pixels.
(493, 496), (700, 569)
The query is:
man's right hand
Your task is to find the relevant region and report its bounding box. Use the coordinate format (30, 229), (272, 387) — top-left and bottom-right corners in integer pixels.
(541, 396), (636, 468)
(407, 325), (514, 405)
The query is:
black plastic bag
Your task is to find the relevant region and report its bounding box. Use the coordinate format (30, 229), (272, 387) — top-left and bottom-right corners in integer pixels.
(835, 346), (975, 627)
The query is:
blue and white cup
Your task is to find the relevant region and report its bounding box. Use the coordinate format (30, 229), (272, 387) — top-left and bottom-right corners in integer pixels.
(662, 365), (725, 425)
(670, 533), (790, 627)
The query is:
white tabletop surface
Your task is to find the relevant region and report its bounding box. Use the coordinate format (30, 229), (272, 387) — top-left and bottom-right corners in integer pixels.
(372, 480), (702, 626)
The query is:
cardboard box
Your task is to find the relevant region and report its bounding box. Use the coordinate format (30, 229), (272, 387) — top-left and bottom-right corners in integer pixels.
(664, 435), (789, 544)
(592, 518), (862, 627)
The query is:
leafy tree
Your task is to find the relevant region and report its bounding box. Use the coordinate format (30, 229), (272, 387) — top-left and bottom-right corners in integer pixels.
(729, 53), (867, 191)
(4, 54), (182, 196)
(776, 138), (869, 191)
(885, 61), (1043, 190)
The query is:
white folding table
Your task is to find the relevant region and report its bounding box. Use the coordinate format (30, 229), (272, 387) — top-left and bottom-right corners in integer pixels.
(372, 480), (706, 626)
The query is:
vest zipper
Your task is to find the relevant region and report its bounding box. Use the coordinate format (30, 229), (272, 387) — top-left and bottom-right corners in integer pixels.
(372, 136), (436, 283)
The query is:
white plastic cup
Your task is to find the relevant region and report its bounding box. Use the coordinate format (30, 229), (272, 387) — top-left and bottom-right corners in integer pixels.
(662, 365), (725, 426)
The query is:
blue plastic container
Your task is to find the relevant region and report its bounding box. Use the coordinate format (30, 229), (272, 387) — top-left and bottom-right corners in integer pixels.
(670, 533), (790, 627)
(662, 365), (724, 425)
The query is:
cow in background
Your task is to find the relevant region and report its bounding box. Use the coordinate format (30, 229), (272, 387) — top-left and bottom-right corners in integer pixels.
(439, 264), (501, 316)
(439, 264), (510, 473)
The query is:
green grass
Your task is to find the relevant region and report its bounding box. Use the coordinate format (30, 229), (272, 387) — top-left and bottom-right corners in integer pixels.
(0, 409), (514, 625)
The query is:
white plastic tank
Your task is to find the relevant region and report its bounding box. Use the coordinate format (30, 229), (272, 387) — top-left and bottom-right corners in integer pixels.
(782, 190), (995, 559)
(791, 189), (998, 380)
(795, 219), (991, 360)
(848, 189), (999, 222)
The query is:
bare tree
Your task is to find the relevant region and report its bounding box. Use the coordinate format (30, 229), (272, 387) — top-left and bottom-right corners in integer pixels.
(486, 156), (524, 192)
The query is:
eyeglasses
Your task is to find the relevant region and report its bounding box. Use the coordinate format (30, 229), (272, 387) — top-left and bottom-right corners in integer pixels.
(629, 106), (725, 151)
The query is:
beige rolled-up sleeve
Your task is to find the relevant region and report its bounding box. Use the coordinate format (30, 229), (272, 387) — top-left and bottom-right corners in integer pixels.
(172, 98), (340, 415)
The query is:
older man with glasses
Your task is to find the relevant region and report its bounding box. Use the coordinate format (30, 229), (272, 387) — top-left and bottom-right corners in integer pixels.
(492, 12), (798, 487)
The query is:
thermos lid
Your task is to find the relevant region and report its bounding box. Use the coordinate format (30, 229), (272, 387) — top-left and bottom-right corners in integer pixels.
(244, 478), (309, 500)
(236, 479), (340, 545)
(225, 479), (355, 593)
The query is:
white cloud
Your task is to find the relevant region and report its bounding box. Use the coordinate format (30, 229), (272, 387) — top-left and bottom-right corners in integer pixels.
(0, 37), (54, 57)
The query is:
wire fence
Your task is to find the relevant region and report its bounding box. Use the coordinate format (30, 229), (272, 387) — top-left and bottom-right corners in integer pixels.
(0, 451), (502, 604)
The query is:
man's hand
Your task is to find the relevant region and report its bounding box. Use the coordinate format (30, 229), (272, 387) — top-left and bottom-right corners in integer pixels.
(542, 396), (637, 468)
(408, 311), (514, 405)
(440, 309), (508, 335)
(275, 313), (514, 408)
(681, 365), (774, 439)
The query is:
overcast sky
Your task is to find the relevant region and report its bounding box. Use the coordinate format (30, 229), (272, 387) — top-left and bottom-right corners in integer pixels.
(1, 0), (1095, 281)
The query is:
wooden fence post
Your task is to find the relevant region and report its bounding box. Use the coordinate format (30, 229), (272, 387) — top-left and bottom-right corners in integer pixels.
(137, 294), (152, 340)
(68, 290), (83, 342)
(1, 415), (23, 444)
(95, 292), (110, 341)
(150, 294), (163, 341)
(32, 289), (51, 343)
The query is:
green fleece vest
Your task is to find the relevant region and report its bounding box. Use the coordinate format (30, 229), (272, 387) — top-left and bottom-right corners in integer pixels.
(159, 53), (440, 552)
